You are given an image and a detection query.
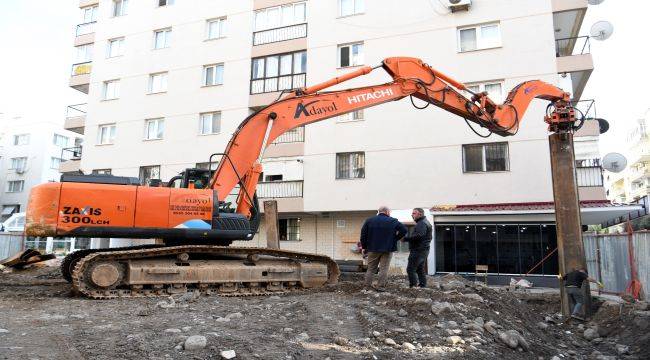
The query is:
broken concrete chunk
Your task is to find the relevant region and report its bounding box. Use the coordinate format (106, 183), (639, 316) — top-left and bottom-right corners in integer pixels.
(384, 338), (397, 346)
(583, 328), (599, 341)
(430, 301), (455, 316)
(221, 350), (236, 359)
(398, 309), (408, 317)
(184, 335), (207, 351)
(402, 342), (416, 351)
(446, 336), (464, 345)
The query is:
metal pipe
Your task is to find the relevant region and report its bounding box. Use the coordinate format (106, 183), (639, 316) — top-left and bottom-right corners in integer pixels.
(302, 66), (373, 95)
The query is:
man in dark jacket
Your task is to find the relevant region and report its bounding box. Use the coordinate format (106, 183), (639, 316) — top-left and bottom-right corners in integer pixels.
(360, 206), (407, 290)
(402, 208), (432, 288)
(560, 267), (602, 319)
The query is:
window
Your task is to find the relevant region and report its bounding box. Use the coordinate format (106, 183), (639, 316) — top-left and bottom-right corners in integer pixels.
(465, 81), (504, 102)
(107, 37), (124, 58)
(336, 152), (365, 179)
(6, 181), (24, 193)
(153, 28), (172, 49)
(103, 79), (120, 100)
(82, 5), (98, 22)
(265, 174), (283, 182)
(53, 134), (69, 147)
(251, 51), (306, 94)
(13, 134), (29, 146)
(462, 142), (509, 172)
(203, 64), (224, 86)
(158, 0), (173, 6)
(339, 0), (364, 17)
(458, 22), (501, 52)
(10, 157), (27, 171)
(206, 18), (226, 39)
(113, 0), (128, 17)
(199, 112), (221, 135)
(75, 44), (93, 63)
(92, 169), (112, 175)
(337, 110), (364, 122)
(254, 2), (306, 31)
(196, 162), (218, 170)
(338, 42), (363, 67)
(50, 157), (63, 169)
(139, 165), (161, 186)
(144, 118), (165, 140)
(149, 72), (168, 93)
(1, 205), (20, 220)
(279, 218), (301, 241)
(97, 124), (116, 145)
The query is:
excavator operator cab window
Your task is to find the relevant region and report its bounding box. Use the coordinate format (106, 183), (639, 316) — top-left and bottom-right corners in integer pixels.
(181, 168), (213, 189)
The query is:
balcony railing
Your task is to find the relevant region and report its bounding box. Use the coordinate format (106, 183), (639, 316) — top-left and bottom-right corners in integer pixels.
(576, 158), (603, 187)
(71, 62), (92, 76)
(256, 180), (303, 198)
(253, 23), (307, 46)
(76, 21), (96, 36)
(251, 73), (306, 94)
(61, 146), (83, 161)
(572, 99), (597, 119)
(555, 35), (590, 57)
(66, 103), (87, 118)
(272, 126), (304, 144)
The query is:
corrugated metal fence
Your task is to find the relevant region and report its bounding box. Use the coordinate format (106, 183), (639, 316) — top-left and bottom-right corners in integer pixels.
(583, 231), (650, 299)
(0, 233), (24, 262)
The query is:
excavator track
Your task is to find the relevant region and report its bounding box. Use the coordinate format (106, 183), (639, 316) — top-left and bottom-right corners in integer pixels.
(71, 245), (340, 299)
(60, 244), (166, 283)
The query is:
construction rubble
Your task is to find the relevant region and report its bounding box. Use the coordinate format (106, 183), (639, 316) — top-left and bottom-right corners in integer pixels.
(0, 264), (648, 359)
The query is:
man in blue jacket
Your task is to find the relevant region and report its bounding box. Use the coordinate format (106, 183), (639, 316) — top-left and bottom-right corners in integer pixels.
(360, 206), (408, 291)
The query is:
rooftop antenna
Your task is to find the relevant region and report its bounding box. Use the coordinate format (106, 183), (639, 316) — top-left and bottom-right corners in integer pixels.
(590, 20), (614, 41)
(602, 153), (627, 173)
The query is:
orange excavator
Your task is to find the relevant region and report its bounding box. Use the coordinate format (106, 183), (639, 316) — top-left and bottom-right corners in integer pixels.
(26, 57), (579, 298)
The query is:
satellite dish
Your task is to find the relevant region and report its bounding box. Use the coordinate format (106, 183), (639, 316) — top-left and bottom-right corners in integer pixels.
(595, 118), (610, 134)
(590, 21), (614, 41)
(588, 0), (605, 5)
(602, 153), (627, 173)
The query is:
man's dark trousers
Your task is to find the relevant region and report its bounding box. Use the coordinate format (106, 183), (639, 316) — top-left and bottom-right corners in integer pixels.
(407, 249), (429, 287)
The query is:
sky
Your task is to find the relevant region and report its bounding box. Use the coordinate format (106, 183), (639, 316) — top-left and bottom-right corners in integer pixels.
(0, 0), (647, 155)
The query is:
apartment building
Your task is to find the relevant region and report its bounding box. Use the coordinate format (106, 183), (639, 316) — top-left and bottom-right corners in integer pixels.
(66, 0), (612, 277)
(605, 109), (650, 203)
(0, 115), (82, 221)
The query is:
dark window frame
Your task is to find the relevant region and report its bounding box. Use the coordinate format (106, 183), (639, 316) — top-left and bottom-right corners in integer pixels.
(462, 142), (510, 173)
(250, 50), (306, 94)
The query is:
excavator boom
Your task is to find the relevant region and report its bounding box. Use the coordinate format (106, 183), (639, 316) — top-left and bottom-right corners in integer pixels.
(24, 56), (577, 298)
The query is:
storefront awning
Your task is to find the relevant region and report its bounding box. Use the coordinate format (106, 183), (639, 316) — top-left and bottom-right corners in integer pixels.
(430, 199), (646, 226)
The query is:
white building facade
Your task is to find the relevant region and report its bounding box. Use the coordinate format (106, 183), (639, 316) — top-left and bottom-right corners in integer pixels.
(67, 0), (604, 276)
(0, 116), (82, 221)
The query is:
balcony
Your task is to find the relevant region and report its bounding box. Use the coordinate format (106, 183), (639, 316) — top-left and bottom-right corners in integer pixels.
(555, 36), (593, 101)
(59, 146), (82, 174)
(253, 23), (307, 46)
(576, 158), (606, 200)
(65, 104), (86, 135)
(264, 126), (305, 158)
(251, 73), (306, 95)
(70, 62), (91, 93)
(75, 21), (96, 46)
(256, 180), (304, 213)
(628, 165), (648, 184)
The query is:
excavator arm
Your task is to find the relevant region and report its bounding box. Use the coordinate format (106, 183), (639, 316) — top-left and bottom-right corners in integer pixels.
(212, 57), (574, 219)
(25, 56), (576, 242)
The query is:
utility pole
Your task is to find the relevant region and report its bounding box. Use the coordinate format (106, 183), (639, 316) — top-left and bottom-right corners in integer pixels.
(549, 132), (590, 318)
(264, 200), (280, 250)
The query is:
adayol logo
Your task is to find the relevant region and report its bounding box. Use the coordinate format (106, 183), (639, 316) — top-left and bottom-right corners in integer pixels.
(294, 100), (339, 119)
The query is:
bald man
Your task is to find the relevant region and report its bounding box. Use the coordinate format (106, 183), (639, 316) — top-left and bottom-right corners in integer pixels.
(360, 206), (407, 291)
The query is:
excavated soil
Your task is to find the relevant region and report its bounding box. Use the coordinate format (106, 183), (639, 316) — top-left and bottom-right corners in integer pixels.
(0, 264), (648, 359)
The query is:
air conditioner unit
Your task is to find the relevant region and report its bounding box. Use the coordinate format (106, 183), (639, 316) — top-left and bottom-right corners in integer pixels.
(445, 0), (471, 12)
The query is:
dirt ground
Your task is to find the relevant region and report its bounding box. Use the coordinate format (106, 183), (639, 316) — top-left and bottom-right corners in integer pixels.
(0, 263), (648, 360)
